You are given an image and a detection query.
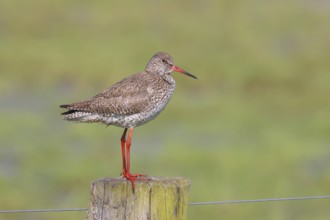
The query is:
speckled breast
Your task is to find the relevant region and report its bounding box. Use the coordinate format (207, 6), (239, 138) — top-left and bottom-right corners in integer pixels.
(104, 79), (176, 128)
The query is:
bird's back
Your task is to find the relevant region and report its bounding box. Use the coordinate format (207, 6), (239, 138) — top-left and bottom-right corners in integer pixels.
(61, 71), (176, 128)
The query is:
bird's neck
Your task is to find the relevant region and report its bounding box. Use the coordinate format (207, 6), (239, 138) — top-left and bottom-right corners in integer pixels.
(161, 73), (176, 86)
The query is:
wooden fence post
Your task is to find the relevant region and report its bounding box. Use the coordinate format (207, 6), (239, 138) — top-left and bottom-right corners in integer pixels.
(87, 177), (190, 220)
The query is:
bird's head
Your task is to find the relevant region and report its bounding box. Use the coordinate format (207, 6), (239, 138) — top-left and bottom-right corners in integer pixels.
(145, 52), (197, 79)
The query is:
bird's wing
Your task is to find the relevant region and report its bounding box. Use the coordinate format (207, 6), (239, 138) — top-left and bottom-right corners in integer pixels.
(79, 72), (154, 115)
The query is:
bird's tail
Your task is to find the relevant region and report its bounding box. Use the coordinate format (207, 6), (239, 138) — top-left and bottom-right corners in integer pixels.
(60, 103), (96, 122)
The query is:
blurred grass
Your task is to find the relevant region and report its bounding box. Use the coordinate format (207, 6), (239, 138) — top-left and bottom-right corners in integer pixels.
(1, 0), (330, 219)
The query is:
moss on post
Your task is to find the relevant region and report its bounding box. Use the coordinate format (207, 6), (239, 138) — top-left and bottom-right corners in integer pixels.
(87, 177), (190, 220)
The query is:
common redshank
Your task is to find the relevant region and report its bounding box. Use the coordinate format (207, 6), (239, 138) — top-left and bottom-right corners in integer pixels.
(60, 52), (196, 190)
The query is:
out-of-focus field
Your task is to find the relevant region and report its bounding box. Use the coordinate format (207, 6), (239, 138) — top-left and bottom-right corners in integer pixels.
(0, 1), (330, 219)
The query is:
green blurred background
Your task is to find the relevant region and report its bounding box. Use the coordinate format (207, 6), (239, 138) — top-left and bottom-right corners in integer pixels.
(1, 0), (330, 219)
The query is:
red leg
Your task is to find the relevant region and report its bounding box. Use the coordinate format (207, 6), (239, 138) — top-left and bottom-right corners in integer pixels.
(125, 127), (133, 173)
(120, 128), (128, 174)
(121, 127), (147, 192)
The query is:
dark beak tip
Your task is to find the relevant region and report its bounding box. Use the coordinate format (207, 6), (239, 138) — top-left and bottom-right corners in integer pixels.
(185, 72), (197, 79)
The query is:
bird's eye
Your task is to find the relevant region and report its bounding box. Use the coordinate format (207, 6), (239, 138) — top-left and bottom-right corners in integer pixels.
(161, 59), (166, 63)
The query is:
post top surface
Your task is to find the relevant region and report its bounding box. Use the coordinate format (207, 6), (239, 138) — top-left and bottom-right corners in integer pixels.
(91, 176), (190, 187)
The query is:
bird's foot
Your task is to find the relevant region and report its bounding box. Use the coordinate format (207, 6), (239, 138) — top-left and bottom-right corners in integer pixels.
(121, 172), (148, 192)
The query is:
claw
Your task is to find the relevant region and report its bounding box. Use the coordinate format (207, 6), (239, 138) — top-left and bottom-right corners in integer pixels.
(122, 172), (148, 192)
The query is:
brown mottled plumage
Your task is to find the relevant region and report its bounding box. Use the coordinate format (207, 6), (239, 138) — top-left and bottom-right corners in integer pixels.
(60, 52), (196, 191)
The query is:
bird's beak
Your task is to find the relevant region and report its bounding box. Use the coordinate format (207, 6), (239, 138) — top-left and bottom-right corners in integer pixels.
(171, 65), (197, 79)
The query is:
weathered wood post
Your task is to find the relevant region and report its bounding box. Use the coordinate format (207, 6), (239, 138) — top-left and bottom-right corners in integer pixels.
(87, 177), (190, 220)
